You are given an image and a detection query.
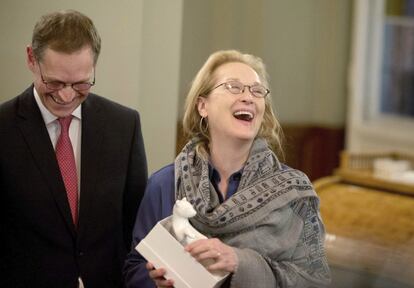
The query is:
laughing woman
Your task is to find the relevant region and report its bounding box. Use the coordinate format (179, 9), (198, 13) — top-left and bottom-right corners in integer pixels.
(124, 50), (331, 288)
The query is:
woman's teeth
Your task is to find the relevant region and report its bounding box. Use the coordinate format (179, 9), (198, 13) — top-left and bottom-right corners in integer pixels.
(233, 111), (253, 121)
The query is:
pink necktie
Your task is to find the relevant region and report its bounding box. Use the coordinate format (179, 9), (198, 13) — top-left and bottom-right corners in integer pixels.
(56, 116), (78, 226)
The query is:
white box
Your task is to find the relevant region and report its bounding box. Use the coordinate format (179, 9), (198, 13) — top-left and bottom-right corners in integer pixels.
(136, 216), (229, 288)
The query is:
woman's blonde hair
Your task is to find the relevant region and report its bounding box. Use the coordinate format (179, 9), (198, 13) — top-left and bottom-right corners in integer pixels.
(182, 50), (284, 159)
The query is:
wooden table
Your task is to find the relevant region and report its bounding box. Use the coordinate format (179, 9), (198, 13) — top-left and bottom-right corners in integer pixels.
(314, 173), (414, 287)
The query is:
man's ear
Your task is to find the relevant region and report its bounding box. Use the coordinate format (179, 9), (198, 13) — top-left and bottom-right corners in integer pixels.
(26, 46), (36, 72)
(197, 97), (208, 118)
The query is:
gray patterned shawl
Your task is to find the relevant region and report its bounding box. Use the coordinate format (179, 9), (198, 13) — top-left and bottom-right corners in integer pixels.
(174, 137), (316, 236)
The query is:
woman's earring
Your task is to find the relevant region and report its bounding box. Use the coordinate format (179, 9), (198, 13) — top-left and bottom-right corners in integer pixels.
(199, 116), (209, 136)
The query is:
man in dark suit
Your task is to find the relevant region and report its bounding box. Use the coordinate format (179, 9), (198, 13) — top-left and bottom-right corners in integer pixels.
(0, 10), (147, 287)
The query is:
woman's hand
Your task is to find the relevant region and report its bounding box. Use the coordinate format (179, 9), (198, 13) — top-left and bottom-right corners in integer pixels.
(146, 262), (174, 288)
(184, 238), (238, 273)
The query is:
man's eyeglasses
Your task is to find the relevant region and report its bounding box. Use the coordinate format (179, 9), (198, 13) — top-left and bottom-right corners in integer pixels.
(38, 62), (95, 92)
(204, 81), (270, 98)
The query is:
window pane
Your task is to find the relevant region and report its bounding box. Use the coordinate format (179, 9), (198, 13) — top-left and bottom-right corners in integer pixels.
(381, 0), (414, 117)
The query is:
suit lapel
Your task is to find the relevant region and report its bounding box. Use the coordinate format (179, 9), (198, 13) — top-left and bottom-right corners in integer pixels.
(77, 95), (105, 234)
(16, 88), (77, 236)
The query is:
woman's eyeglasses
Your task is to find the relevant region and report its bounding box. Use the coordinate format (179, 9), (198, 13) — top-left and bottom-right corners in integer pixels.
(204, 81), (270, 98)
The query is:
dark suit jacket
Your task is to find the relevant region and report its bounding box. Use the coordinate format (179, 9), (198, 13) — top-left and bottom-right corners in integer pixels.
(0, 86), (148, 287)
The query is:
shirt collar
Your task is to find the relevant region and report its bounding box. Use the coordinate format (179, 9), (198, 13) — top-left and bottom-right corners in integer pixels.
(33, 87), (82, 124)
(208, 163), (243, 203)
(208, 163), (243, 183)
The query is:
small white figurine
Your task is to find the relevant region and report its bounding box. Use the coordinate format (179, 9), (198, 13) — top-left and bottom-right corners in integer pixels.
(171, 197), (227, 278)
(172, 197), (207, 245)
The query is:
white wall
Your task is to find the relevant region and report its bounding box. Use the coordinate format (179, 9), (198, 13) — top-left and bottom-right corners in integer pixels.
(137, 0), (182, 173)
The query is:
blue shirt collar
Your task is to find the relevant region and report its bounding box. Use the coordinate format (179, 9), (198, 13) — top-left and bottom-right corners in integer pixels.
(208, 163), (243, 203)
